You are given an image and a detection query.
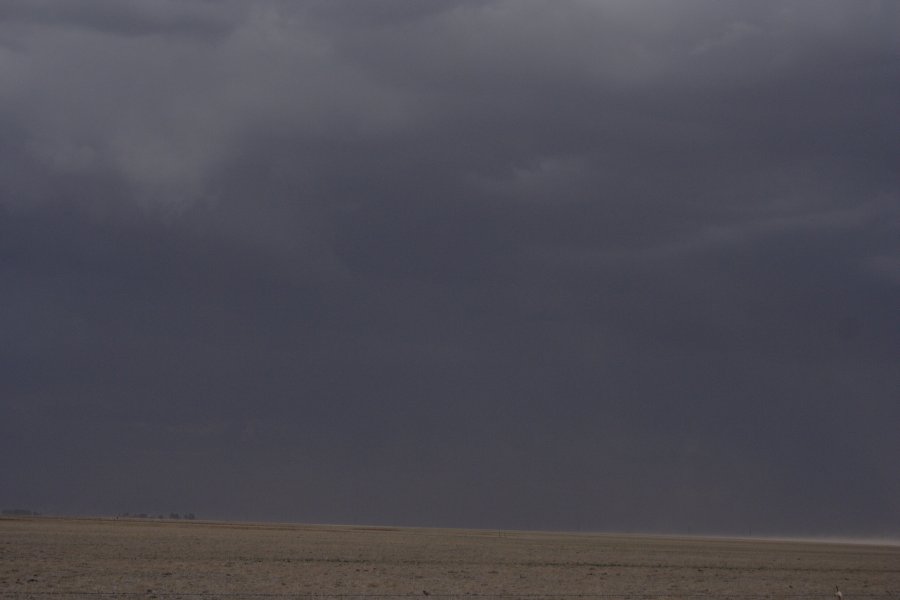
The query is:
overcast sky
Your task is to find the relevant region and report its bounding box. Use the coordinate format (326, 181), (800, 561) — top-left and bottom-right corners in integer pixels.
(1, 0), (898, 536)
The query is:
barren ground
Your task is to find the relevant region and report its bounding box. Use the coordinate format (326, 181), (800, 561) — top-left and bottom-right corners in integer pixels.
(2, 517), (898, 599)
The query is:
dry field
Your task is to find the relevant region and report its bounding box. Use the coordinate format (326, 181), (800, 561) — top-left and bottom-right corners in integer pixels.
(1, 517), (898, 600)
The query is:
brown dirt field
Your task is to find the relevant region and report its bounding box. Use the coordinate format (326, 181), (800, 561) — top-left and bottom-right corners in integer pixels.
(1, 517), (898, 599)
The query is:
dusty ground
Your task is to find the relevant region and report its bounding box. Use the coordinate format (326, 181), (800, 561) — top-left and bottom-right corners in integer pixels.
(1, 517), (898, 599)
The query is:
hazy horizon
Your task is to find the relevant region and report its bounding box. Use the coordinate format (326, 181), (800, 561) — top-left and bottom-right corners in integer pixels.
(5, 512), (900, 546)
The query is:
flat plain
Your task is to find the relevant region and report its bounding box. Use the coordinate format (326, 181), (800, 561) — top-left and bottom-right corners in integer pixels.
(2, 517), (898, 599)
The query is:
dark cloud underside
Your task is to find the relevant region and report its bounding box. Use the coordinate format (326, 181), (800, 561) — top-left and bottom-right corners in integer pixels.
(1, 0), (898, 535)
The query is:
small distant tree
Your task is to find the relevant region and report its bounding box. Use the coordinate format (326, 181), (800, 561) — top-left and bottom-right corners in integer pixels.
(185, 513), (196, 520)
(169, 513), (180, 519)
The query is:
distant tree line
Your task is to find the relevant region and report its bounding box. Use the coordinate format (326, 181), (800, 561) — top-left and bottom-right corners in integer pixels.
(169, 512), (197, 520)
(1, 508), (40, 516)
(118, 512), (196, 520)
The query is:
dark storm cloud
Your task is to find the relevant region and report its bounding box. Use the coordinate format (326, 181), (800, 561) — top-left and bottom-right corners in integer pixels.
(1, 0), (898, 535)
(0, 0), (239, 38)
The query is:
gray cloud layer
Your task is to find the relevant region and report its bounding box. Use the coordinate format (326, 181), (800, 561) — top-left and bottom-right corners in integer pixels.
(2, 0), (898, 535)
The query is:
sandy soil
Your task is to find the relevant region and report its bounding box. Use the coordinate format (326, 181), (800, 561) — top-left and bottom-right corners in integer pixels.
(2, 517), (898, 599)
